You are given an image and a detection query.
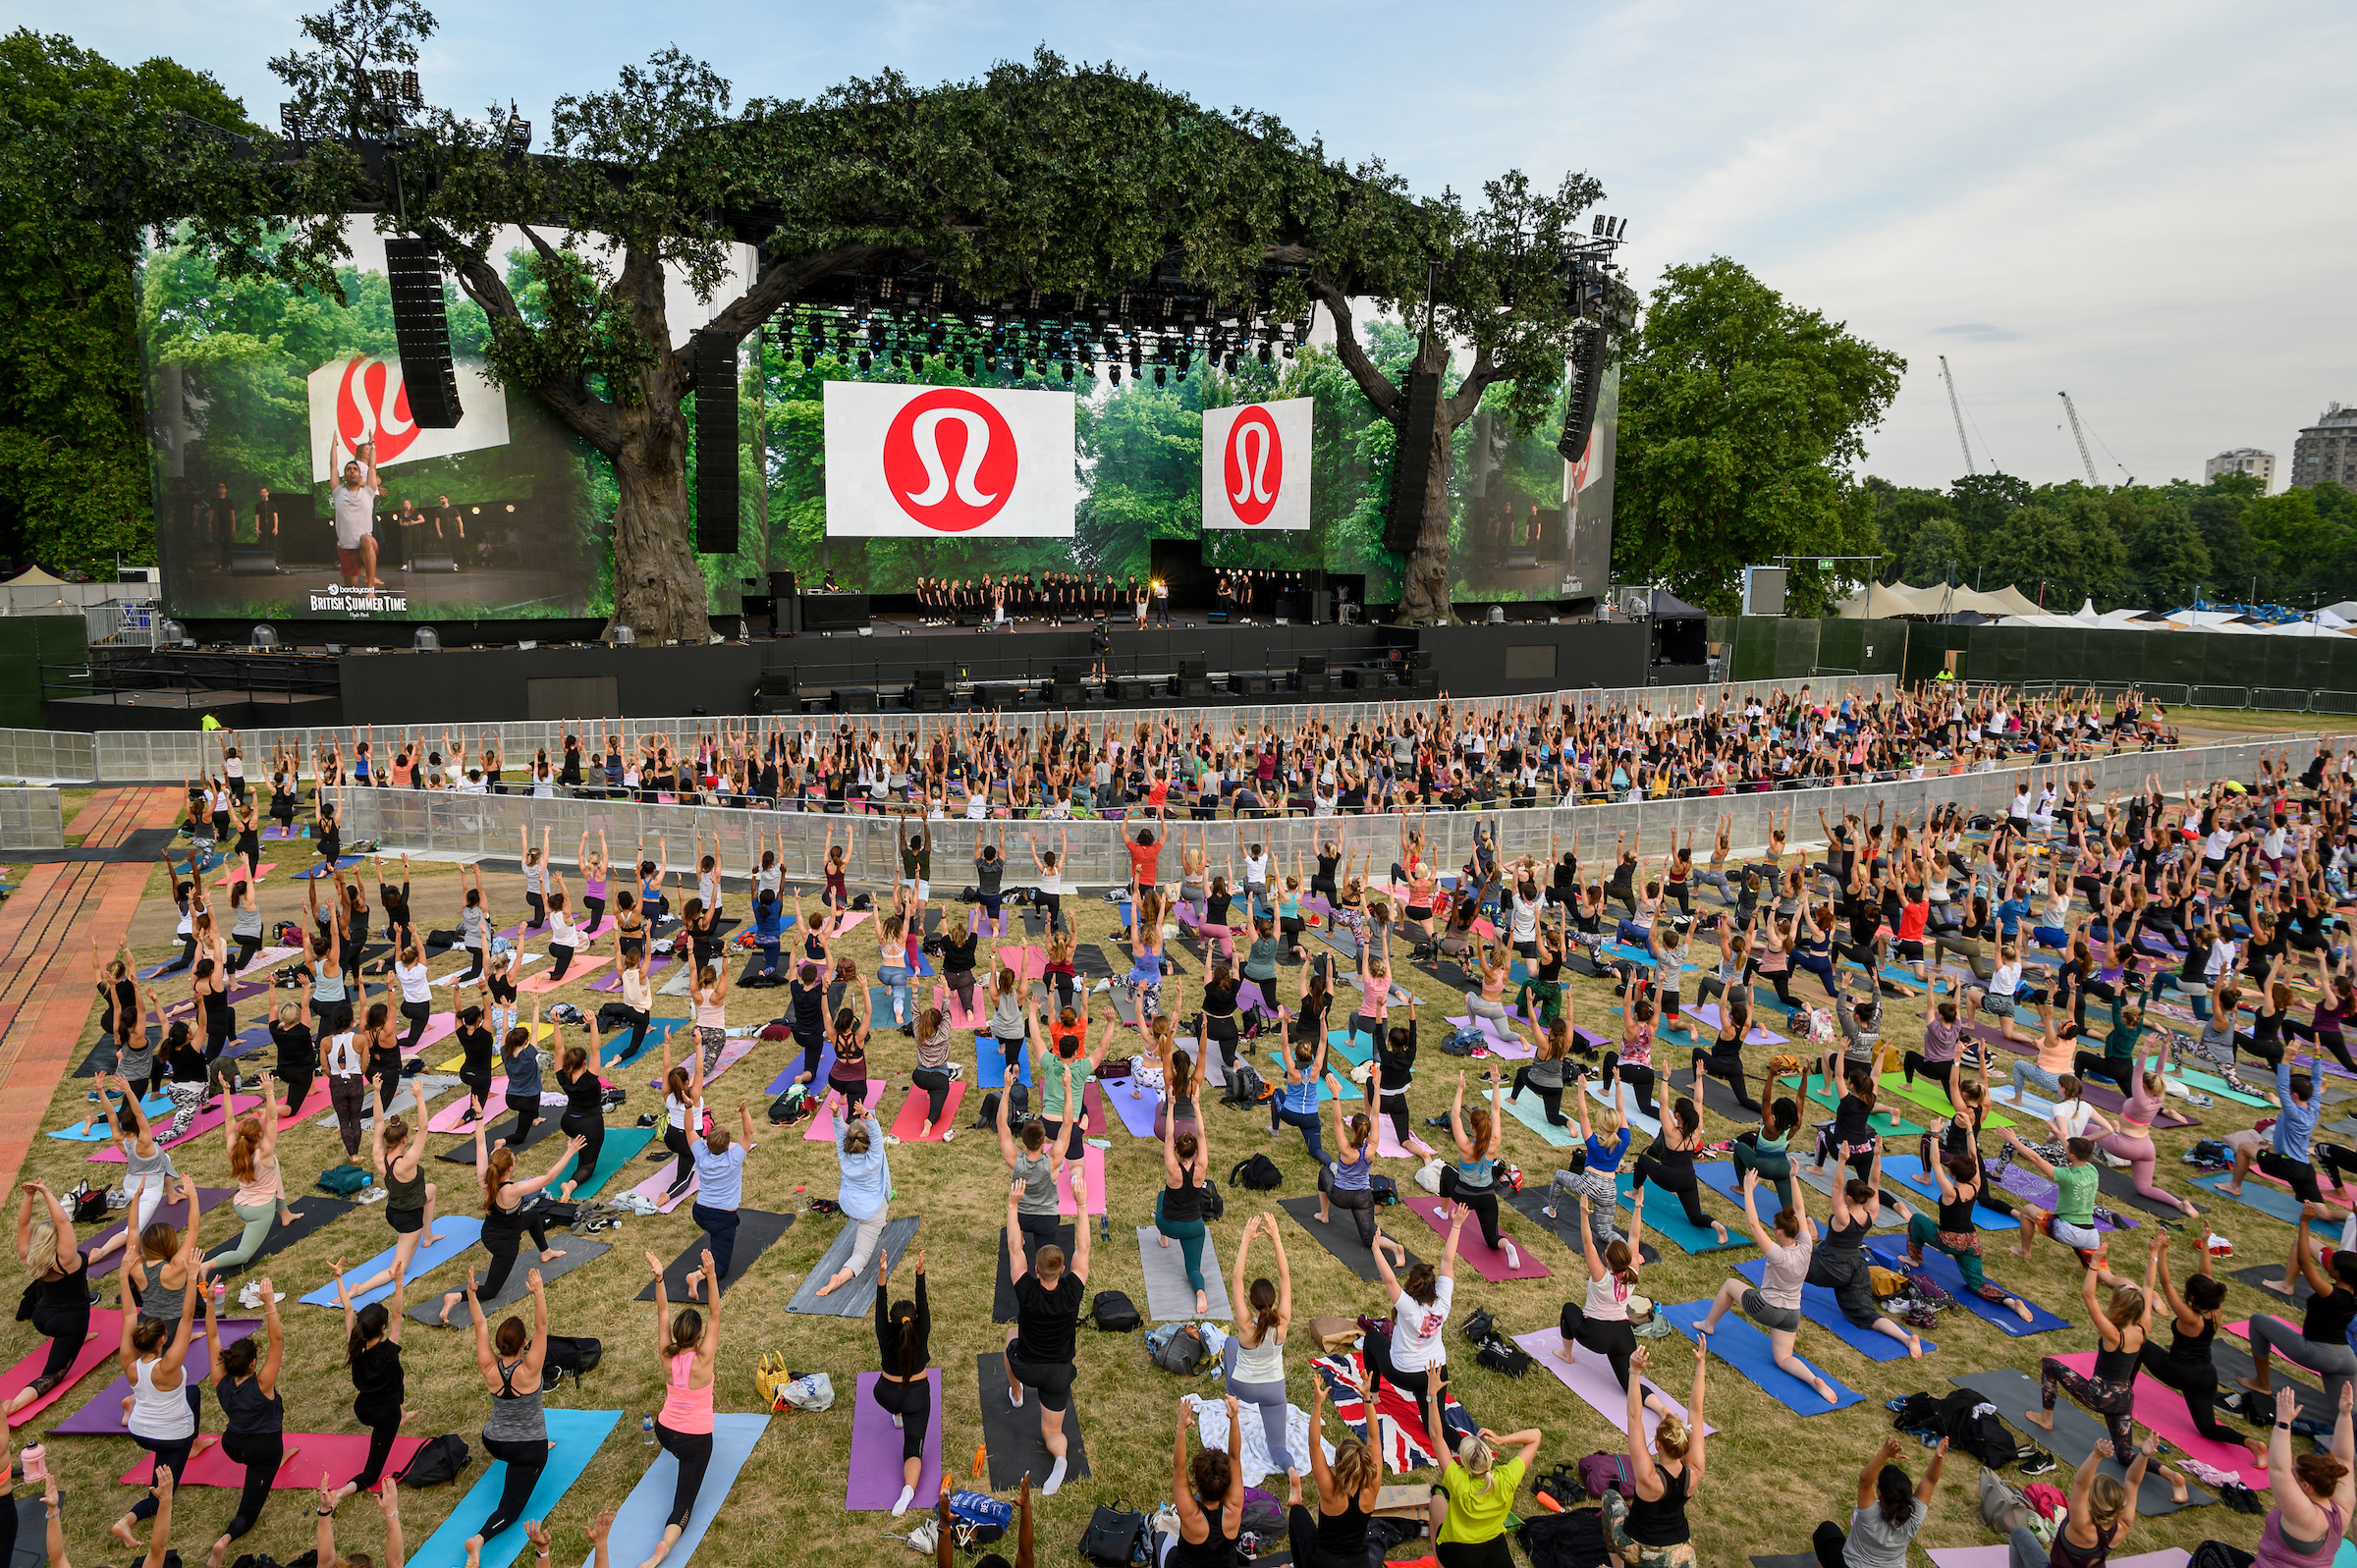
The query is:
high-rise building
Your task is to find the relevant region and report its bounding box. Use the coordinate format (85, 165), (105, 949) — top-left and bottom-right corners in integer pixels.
(2205, 448), (2275, 489)
(2291, 404), (2357, 489)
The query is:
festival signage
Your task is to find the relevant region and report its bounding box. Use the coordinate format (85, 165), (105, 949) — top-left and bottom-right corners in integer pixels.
(305, 355), (514, 482)
(1200, 398), (1312, 530)
(823, 382), (1076, 537)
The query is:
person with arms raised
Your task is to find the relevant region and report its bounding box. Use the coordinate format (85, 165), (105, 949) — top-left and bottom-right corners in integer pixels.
(1002, 1154), (1092, 1495)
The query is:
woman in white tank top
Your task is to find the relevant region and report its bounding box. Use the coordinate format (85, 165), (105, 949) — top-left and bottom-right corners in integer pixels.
(111, 1264), (198, 1545)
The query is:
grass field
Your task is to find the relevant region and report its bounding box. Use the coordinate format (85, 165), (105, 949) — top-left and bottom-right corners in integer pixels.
(2, 844), (2322, 1568)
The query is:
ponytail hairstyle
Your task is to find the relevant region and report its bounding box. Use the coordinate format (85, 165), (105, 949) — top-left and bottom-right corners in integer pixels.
(666, 1064), (692, 1104)
(347, 1302), (390, 1365)
(1653, 1413), (1692, 1458)
(664, 1307), (704, 1361)
(502, 1026), (530, 1059)
(1401, 1263), (1440, 1306)
(228, 1118), (263, 1183)
(1672, 1098), (1699, 1138)
(1466, 1106), (1494, 1151)
(1346, 1112), (1371, 1146)
(1454, 1433), (1498, 1488)
(1874, 1464), (1914, 1528)
(1249, 1277), (1280, 1339)
(561, 1045), (587, 1076)
(1169, 1049), (1196, 1101)
(482, 1144), (517, 1210)
(1604, 1237), (1637, 1286)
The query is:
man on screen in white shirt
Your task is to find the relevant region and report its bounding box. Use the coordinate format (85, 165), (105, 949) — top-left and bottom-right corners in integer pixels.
(331, 442), (384, 589)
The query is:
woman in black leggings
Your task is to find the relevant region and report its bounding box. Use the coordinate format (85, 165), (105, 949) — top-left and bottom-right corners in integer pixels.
(199, 1279), (283, 1557)
(871, 1247), (932, 1517)
(1689, 1000), (1759, 1112)
(324, 1271), (409, 1507)
(1377, 1020), (1418, 1152)
(432, 1118), (578, 1325)
(555, 1017), (608, 1197)
(462, 1268), (551, 1554)
(1633, 1098), (1731, 1247)
(2138, 1233), (2270, 1468)
(1437, 1072), (1515, 1264)
(642, 1247), (721, 1561)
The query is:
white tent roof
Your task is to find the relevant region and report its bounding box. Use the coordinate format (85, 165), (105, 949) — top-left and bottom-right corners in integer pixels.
(2074, 598), (2104, 623)
(2324, 602), (2357, 622)
(2314, 609), (2353, 629)
(3, 567), (69, 587)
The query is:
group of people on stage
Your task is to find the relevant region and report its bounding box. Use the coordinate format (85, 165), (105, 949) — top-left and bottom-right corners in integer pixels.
(915, 572), (1150, 626)
(1212, 569), (1308, 622)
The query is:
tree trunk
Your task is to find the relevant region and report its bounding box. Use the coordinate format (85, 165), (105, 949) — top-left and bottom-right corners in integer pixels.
(607, 389), (706, 642)
(1397, 336), (1458, 624)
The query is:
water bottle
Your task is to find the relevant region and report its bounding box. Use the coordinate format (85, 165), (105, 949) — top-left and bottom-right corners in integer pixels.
(641, 1415), (656, 1446)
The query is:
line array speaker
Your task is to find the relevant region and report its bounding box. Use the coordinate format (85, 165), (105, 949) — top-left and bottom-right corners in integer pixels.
(383, 240), (463, 430)
(694, 330), (740, 556)
(1556, 324), (1608, 464)
(1382, 369), (1443, 554)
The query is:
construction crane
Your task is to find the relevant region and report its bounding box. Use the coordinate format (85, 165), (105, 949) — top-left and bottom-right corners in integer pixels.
(2057, 392), (2101, 485)
(1940, 356), (1975, 476)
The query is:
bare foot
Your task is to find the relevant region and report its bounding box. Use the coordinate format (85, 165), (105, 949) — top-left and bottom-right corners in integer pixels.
(1907, 1334), (1924, 1359)
(814, 1267), (855, 1298)
(1711, 1222), (1729, 1245)
(2009, 1298), (2033, 1324)
(436, 1293), (459, 1325)
(2220, 1181), (2245, 1196)
(2023, 1409), (2055, 1433)
(111, 1517), (141, 1552)
(1312, 1211), (1329, 1225)
(2265, 1277), (2297, 1296)
(1817, 1380), (1838, 1404)
(400, 1407), (420, 1426)
(1159, 1234), (1172, 1249)
(1196, 1289), (1209, 1314)
(538, 1248), (564, 1263)
(2235, 1375), (2271, 1395)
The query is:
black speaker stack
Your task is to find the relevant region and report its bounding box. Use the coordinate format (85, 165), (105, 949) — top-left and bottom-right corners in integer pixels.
(768, 570), (799, 637)
(1382, 370), (1443, 554)
(907, 667), (949, 711)
(833, 687), (879, 714)
(1176, 656), (1210, 700)
(383, 240), (463, 429)
(693, 330), (740, 556)
(1229, 672), (1272, 697)
(1296, 653), (1328, 696)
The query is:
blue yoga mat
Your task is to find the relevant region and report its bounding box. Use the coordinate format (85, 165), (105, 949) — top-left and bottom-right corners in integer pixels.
(49, 1095), (173, 1140)
(610, 1016), (689, 1068)
(1268, 1050), (1360, 1101)
(550, 1127), (657, 1199)
(2192, 1171), (2313, 1223)
(1614, 1171), (1751, 1256)
(1879, 1155), (2019, 1231)
(300, 1217), (485, 1307)
(975, 1036), (1032, 1090)
(1866, 1241), (2067, 1336)
(1694, 1159), (1796, 1218)
(1734, 1255), (1933, 1360)
(1657, 1297), (1861, 1415)
(293, 855), (365, 880)
(411, 1408), (622, 1568)
(577, 1412), (766, 1568)
(1501, 1087), (1579, 1148)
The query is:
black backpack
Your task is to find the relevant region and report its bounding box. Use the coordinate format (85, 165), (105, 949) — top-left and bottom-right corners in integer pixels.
(543, 1335), (602, 1384)
(1231, 1154), (1283, 1191)
(1519, 1508), (1610, 1568)
(1197, 1179), (1225, 1222)
(395, 1434), (471, 1487)
(768, 1083), (808, 1125)
(1090, 1291), (1141, 1331)
(1477, 1335), (1534, 1378)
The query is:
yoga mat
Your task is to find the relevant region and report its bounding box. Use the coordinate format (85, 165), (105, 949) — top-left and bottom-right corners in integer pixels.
(433, 951), (546, 987)
(889, 1079), (967, 1142)
(1502, 1185), (1662, 1267)
(291, 855), (365, 879)
(1512, 1325), (1721, 1439)
(2216, 1325), (2341, 1429)
(1398, 1194), (1551, 1281)
(1868, 1242), (2067, 1336)
(196, 1197), (354, 1280)
(1735, 1254), (1933, 1360)
(0, 1311), (121, 1427)
(1134, 1225), (1233, 1320)
(847, 1371), (943, 1510)
(1690, 1002), (1787, 1046)
(1501, 1086), (1580, 1148)
(1277, 1196), (1419, 1283)
(1948, 1368), (2212, 1515)
(1791, 1162), (1909, 1229)
(1928, 1551), (2188, 1568)
(1615, 1171), (1751, 1255)
(50, 1319), (261, 1433)
(297, 1218), (486, 1308)
(787, 1215), (920, 1317)
(2229, 1265), (2317, 1310)
(1655, 1297), (1861, 1414)
(2048, 1351), (2271, 1486)
(123, 1433), (426, 1490)
(2169, 1064), (2273, 1108)
(82, 1187), (234, 1276)
(623, 1150), (701, 1215)
(548, 1126), (657, 1199)
(973, 1035), (1033, 1090)
(579, 1411), (766, 1567)
(802, 1086), (890, 1142)
(587, 952), (669, 992)
(435, 1113), (563, 1158)
(1267, 1050), (1360, 1101)
(975, 1351), (1089, 1491)
(1440, 1014), (1534, 1060)
(405, 1233), (610, 1325)
(1101, 1076), (1163, 1138)
(1058, 1145), (1108, 1215)
(407, 1409), (622, 1568)
(87, 1095), (262, 1161)
(2194, 1171), (2318, 1224)
(48, 1095), (174, 1140)
(1878, 1071), (2019, 1129)
(517, 956), (612, 992)
(1585, 1076), (1660, 1138)
(1376, 1118), (1437, 1160)
(635, 1210), (794, 1300)
(995, 1224), (1073, 1323)
(1985, 1163), (2136, 1234)
(1781, 1075), (1915, 1138)
(1880, 1155), (2019, 1230)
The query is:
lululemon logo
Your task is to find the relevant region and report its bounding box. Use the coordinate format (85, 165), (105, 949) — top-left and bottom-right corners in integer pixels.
(1224, 404), (1284, 525)
(882, 388), (1018, 532)
(335, 356), (420, 462)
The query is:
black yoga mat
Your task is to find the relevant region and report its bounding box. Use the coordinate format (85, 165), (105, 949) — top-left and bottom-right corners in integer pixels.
(633, 1209), (794, 1301)
(435, 1113), (564, 1162)
(994, 1224), (1074, 1324)
(199, 1198), (356, 1279)
(1277, 1196), (1421, 1284)
(1502, 1185), (1660, 1268)
(974, 1351), (1089, 1490)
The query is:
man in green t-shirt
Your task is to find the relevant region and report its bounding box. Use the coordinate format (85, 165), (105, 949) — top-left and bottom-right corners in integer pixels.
(1998, 1125), (2118, 1282)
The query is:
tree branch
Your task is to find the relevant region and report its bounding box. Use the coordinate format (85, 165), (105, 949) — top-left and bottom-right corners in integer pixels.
(414, 218), (622, 456)
(666, 242), (891, 382)
(1308, 276), (1399, 420)
(1443, 344), (1499, 429)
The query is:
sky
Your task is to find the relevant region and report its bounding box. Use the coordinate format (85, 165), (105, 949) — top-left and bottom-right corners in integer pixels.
(16, 0), (2354, 493)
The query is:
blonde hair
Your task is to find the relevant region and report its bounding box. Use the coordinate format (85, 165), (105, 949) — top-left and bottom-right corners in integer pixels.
(21, 1220), (56, 1275)
(2085, 1473), (2128, 1531)
(1654, 1414), (1692, 1458)
(1454, 1433), (1496, 1487)
(1330, 1434), (1379, 1497)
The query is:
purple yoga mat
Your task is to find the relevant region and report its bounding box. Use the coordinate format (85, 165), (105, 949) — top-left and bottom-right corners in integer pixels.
(1101, 1078), (1161, 1138)
(82, 1188), (234, 1278)
(1985, 1161), (2135, 1232)
(845, 1370), (942, 1510)
(50, 1319), (261, 1434)
(589, 953), (671, 994)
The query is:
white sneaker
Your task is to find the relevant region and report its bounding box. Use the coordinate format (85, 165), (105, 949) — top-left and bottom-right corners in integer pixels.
(941, 1128), (956, 1143)
(1503, 1240), (1521, 1270)
(883, 1134), (903, 1147)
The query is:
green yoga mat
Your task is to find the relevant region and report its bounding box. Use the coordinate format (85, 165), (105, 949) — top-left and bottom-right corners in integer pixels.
(1777, 1073), (1916, 1137)
(1500, 1086), (1579, 1148)
(1876, 1071), (2018, 1129)
(550, 1127), (657, 1199)
(2168, 1064), (2273, 1108)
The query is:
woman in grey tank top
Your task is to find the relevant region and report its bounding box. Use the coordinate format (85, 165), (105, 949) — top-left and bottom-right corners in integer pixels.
(462, 1268), (551, 1551)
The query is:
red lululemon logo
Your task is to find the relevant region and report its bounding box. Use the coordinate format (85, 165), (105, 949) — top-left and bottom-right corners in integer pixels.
(883, 388), (1016, 532)
(1224, 404), (1284, 524)
(336, 357), (420, 462)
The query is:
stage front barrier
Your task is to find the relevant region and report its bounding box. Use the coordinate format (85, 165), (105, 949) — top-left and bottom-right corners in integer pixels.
(0, 788), (65, 852)
(20, 676), (1820, 787)
(319, 734), (2289, 892)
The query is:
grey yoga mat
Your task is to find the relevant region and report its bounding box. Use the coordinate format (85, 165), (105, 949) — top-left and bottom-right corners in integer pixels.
(786, 1214), (920, 1317)
(634, 1209), (795, 1301)
(1133, 1225), (1233, 1321)
(1790, 1161), (1909, 1228)
(406, 1232), (610, 1325)
(995, 1224), (1074, 1323)
(1276, 1196), (1420, 1283)
(1948, 1368), (2213, 1515)
(975, 1351), (1090, 1490)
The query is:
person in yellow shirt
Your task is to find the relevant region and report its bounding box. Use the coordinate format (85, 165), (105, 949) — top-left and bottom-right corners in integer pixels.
(1417, 1379), (1541, 1568)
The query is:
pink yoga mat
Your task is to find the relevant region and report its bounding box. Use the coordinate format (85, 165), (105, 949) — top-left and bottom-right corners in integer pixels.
(124, 1432), (425, 1490)
(0, 1312), (121, 1427)
(518, 955), (611, 992)
(846, 1370), (943, 1510)
(890, 1081), (966, 1142)
(1689, 1003), (1787, 1046)
(214, 863), (278, 887)
(89, 1097), (261, 1161)
(936, 984), (985, 1030)
(277, 1084), (333, 1127)
(589, 953), (670, 993)
(625, 1157), (701, 1215)
(1376, 1121), (1436, 1159)
(2049, 1352), (2270, 1487)
(1512, 1326), (1711, 1441)
(1443, 1016), (1533, 1060)
(802, 1084), (890, 1141)
(83, 1187), (234, 1277)
(1058, 1145), (1108, 1216)
(1398, 1194), (1551, 1281)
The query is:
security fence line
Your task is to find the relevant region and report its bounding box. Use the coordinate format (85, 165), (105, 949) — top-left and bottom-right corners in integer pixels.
(0, 675), (1891, 788)
(319, 734), (2294, 894)
(0, 788), (64, 853)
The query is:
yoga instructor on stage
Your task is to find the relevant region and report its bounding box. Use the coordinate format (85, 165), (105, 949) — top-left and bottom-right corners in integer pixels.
(332, 441), (384, 591)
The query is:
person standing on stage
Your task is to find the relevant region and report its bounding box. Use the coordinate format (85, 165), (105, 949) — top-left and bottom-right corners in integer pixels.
(332, 443), (384, 590)
(431, 494), (465, 565)
(209, 482), (238, 571)
(251, 486), (280, 552)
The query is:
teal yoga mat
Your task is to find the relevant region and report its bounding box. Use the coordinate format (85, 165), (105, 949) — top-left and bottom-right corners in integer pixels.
(550, 1127), (657, 1199)
(1614, 1171), (1751, 1256)
(410, 1409), (622, 1568)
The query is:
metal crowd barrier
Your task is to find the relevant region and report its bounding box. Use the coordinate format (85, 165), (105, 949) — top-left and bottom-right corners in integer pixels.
(320, 734), (2295, 891)
(0, 788), (65, 852)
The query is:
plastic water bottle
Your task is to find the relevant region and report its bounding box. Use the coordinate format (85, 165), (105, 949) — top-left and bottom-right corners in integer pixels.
(641, 1416), (655, 1446)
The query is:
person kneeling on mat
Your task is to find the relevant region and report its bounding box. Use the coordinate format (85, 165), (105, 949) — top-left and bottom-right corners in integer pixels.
(461, 1267), (551, 1557)
(1162, 1392), (1245, 1568)
(873, 1248), (932, 1516)
(1809, 1433), (1942, 1566)
(1003, 1161), (1092, 1495)
(637, 1248), (719, 1568)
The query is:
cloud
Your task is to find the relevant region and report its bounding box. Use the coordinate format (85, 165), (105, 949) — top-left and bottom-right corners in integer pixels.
(1932, 324), (2028, 344)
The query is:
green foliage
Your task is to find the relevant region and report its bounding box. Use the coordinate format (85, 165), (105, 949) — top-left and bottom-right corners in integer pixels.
(1611, 257), (1904, 616)
(0, 30), (256, 573)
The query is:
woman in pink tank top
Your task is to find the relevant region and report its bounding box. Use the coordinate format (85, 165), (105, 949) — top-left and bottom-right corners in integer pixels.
(2252, 1381), (2354, 1568)
(641, 1247), (720, 1567)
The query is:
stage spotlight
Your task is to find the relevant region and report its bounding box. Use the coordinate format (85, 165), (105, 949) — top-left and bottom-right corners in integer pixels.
(1225, 353), (1237, 374)
(1110, 365), (1122, 386)
(912, 352), (924, 374)
(964, 354), (977, 376)
(857, 351), (871, 371)
(1283, 343), (1294, 358)
(800, 346), (815, 368)
(1154, 364), (1166, 388)
(1258, 343), (1272, 365)
(1061, 361), (1073, 383)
